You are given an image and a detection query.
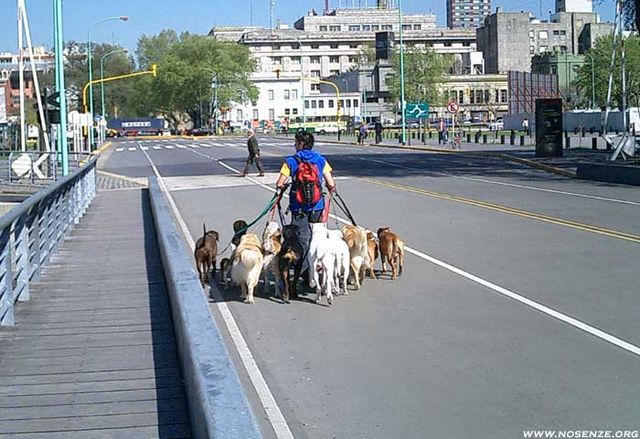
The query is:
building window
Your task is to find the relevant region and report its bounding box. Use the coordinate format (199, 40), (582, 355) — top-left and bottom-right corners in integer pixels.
(311, 100), (317, 109)
(371, 25), (380, 31)
(484, 90), (491, 103)
(349, 25), (361, 31)
(402, 24), (411, 30)
(328, 99), (334, 108)
(329, 56), (339, 63)
(311, 44), (319, 49)
(362, 25), (371, 31)
(253, 109), (259, 120)
(237, 109), (243, 120)
(310, 56), (320, 63)
(330, 43), (339, 49)
(353, 99), (359, 108)
(330, 69), (339, 76)
(319, 25), (327, 31)
(413, 24), (422, 30)
(272, 57), (282, 65)
(349, 44), (359, 48)
(284, 108), (290, 115)
(329, 25), (341, 32)
(475, 90), (484, 103)
(381, 24), (392, 30)
(291, 56), (301, 64)
(318, 100), (324, 108)
(273, 45), (281, 50)
(304, 100), (309, 109)
(284, 89), (290, 100)
(311, 70), (321, 78)
(269, 109), (275, 120)
(346, 99), (351, 108)
(292, 90), (298, 100)
(293, 108), (298, 115)
(459, 90), (464, 104)
(348, 56), (357, 63)
(268, 89), (274, 100)
(469, 91), (475, 104)
(538, 31), (548, 39)
(311, 83), (320, 91)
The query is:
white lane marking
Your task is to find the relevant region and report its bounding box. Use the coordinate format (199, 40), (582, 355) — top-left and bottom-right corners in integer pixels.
(127, 147), (136, 151)
(188, 147), (640, 358)
(153, 146), (161, 150)
(138, 142), (294, 439)
(191, 144), (200, 148)
(165, 145), (174, 149)
(361, 157), (640, 207)
(210, 142), (224, 146)
(141, 146), (149, 151)
(199, 143), (212, 147)
(176, 145), (187, 149)
(115, 148), (124, 152)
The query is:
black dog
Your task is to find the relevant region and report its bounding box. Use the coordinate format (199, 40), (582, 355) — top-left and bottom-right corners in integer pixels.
(232, 219), (248, 247)
(277, 224), (303, 303)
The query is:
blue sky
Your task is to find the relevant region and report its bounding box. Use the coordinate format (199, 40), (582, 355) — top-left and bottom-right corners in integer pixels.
(1, 0), (615, 55)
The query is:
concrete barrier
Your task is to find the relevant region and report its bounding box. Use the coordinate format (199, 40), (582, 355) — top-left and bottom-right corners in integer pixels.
(576, 163), (640, 186)
(148, 177), (261, 439)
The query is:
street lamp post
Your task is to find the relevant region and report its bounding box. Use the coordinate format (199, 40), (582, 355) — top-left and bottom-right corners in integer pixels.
(53, 0), (69, 175)
(398, 0), (407, 145)
(87, 15), (127, 149)
(100, 49), (127, 118)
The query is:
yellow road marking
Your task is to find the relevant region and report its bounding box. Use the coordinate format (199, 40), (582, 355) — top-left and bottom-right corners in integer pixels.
(359, 177), (640, 244)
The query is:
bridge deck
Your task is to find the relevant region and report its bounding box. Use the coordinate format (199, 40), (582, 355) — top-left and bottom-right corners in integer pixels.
(0, 188), (192, 438)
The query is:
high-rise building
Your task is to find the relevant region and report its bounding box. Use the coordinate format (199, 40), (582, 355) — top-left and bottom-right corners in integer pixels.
(447, 0), (492, 29)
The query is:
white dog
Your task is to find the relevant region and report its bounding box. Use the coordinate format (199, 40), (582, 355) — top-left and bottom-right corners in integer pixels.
(261, 221), (282, 297)
(327, 229), (350, 296)
(308, 223), (335, 305)
(230, 233), (264, 304)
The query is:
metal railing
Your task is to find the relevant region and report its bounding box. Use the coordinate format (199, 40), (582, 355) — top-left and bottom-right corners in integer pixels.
(0, 157), (97, 325)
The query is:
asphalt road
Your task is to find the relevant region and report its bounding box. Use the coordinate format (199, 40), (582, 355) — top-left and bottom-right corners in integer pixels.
(101, 135), (640, 439)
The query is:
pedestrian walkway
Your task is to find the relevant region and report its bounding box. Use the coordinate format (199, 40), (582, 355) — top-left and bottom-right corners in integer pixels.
(0, 188), (192, 438)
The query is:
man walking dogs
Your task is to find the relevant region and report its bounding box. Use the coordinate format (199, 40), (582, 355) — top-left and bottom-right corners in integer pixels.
(242, 129), (265, 177)
(276, 130), (336, 287)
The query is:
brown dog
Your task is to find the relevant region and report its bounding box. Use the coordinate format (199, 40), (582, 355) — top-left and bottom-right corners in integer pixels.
(377, 227), (404, 280)
(366, 231), (378, 279)
(341, 224), (369, 290)
(194, 223), (219, 287)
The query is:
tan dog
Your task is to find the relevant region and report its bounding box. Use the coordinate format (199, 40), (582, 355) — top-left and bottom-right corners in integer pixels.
(377, 227), (405, 280)
(365, 231), (378, 279)
(261, 221), (282, 297)
(230, 233), (264, 304)
(341, 224), (369, 290)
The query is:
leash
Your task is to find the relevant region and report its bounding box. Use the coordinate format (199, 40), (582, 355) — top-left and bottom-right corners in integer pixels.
(332, 190), (357, 226)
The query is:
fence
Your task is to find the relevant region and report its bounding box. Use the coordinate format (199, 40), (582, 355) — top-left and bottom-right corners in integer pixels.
(0, 156), (97, 325)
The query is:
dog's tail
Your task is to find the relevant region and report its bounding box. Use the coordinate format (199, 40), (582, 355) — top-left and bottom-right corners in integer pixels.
(203, 223), (207, 241)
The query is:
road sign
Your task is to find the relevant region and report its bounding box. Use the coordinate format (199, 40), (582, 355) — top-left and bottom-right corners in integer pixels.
(404, 102), (429, 119)
(447, 101), (459, 113)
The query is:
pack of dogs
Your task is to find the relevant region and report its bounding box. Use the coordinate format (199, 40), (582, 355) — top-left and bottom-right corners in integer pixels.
(194, 220), (405, 306)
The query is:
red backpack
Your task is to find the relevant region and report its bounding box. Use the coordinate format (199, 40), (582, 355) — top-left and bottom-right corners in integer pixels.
(292, 155), (322, 207)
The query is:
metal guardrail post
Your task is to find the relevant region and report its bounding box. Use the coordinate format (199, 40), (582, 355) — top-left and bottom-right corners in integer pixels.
(14, 215), (30, 303)
(0, 229), (14, 325)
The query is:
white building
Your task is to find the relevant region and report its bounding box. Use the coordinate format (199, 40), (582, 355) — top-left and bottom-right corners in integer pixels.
(211, 4), (476, 128)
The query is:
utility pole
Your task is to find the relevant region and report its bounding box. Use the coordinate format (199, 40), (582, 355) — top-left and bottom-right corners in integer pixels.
(18, 0), (25, 151)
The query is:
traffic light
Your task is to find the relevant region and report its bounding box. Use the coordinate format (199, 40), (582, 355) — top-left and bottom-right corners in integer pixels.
(33, 90), (61, 125)
(151, 64), (157, 77)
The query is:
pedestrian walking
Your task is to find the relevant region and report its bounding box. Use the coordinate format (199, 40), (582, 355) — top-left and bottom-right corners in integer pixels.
(374, 119), (383, 144)
(358, 122), (368, 146)
(242, 129), (265, 177)
(438, 117), (445, 145)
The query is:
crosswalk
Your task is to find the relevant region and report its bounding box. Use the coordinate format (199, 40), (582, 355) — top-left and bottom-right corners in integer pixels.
(113, 140), (291, 153)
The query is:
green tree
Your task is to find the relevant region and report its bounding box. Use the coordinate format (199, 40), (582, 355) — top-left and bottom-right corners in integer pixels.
(131, 31), (258, 128)
(388, 47), (452, 108)
(577, 35), (640, 109)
